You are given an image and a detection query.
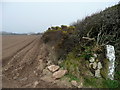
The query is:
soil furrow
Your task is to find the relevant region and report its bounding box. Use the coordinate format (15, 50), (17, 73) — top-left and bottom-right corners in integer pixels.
(2, 36), (38, 66)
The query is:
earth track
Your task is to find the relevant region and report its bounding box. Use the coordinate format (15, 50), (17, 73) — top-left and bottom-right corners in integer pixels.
(2, 35), (62, 88)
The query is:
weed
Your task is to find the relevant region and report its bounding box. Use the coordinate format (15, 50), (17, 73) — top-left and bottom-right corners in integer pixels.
(65, 74), (80, 82)
(83, 76), (120, 88)
(103, 79), (120, 88)
(61, 52), (81, 77)
(83, 76), (104, 88)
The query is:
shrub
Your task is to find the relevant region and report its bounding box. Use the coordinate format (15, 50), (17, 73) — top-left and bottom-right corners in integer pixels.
(61, 25), (68, 30)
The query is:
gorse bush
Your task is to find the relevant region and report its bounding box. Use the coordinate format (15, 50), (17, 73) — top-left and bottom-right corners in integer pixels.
(42, 25), (76, 60)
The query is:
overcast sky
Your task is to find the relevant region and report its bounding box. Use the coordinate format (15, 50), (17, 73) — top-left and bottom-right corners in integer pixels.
(1, 1), (119, 33)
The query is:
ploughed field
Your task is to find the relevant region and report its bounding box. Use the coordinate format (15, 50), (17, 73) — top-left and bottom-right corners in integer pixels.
(2, 35), (39, 66)
(2, 35), (60, 88)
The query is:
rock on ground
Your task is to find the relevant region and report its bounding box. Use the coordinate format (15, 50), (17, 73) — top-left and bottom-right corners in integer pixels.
(98, 62), (102, 69)
(93, 54), (97, 58)
(47, 65), (60, 72)
(71, 80), (78, 87)
(78, 82), (83, 88)
(33, 81), (39, 88)
(93, 62), (97, 69)
(89, 63), (93, 68)
(95, 69), (101, 77)
(89, 57), (95, 63)
(52, 70), (67, 79)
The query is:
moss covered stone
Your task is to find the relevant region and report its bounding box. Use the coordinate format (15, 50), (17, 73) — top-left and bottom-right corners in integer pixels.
(100, 59), (109, 79)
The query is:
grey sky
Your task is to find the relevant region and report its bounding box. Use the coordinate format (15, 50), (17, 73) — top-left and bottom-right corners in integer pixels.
(2, 2), (119, 33)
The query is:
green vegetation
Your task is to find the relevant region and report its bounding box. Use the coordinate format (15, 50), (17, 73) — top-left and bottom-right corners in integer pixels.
(64, 74), (80, 82)
(72, 4), (120, 78)
(41, 3), (120, 88)
(79, 46), (93, 60)
(83, 76), (120, 88)
(103, 79), (120, 88)
(60, 52), (81, 77)
(83, 76), (104, 88)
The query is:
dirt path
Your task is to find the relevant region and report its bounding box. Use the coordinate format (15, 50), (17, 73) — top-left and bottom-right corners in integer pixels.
(2, 35), (63, 88)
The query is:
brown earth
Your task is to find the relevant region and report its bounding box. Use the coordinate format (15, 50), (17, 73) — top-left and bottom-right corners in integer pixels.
(2, 35), (70, 88)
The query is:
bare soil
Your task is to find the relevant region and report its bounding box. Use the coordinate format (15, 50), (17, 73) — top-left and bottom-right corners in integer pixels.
(2, 35), (68, 88)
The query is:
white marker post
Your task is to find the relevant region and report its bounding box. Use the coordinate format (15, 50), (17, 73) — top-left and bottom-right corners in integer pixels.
(106, 45), (115, 80)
